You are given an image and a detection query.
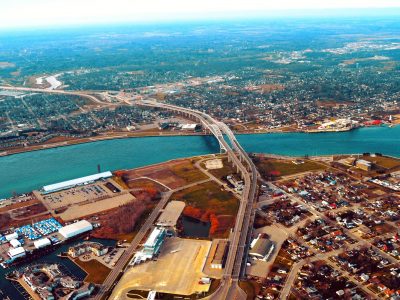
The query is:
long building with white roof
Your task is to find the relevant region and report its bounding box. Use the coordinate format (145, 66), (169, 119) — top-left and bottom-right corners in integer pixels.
(42, 171), (112, 193)
(59, 220), (93, 239)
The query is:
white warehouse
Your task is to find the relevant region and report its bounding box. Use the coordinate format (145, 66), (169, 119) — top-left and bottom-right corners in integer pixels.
(42, 171), (113, 194)
(59, 220), (93, 239)
(34, 238), (51, 249)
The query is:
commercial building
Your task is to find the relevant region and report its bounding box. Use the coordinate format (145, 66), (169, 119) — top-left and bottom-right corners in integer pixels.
(68, 242), (108, 258)
(34, 238), (51, 249)
(211, 240), (228, 269)
(8, 247), (26, 260)
(249, 236), (275, 261)
(156, 201), (185, 228)
(134, 227), (166, 263)
(58, 220), (93, 239)
(142, 227), (166, 258)
(42, 171), (113, 194)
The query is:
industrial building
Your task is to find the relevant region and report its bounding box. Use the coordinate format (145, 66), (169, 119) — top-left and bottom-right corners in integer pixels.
(156, 201), (185, 228)
(34, 238), (51, 249)
(211, 240), (228, 269)
(42, 171), (113, 194)
(6, 232), (18, 241)
(249, 236), (275, 261)
(58, 220), (93, 239)
(8, 247), (26, 260)
(9, 239), (21, 248)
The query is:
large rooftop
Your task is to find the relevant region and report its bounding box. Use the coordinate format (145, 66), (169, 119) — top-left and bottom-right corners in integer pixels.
(42, 171), (112, 193)
(156, 201), (185, 227)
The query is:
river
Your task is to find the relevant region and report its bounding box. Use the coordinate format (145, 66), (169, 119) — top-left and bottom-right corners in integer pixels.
(0, 126), (399, 199)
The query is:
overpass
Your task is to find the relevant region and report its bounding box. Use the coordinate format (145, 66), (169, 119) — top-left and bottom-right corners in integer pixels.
(137, 100), (259, 299)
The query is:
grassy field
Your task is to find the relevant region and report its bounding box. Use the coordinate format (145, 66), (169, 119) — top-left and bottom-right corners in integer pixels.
(126, 178), (169, 192)
(256, 157), (325, 178)
(172, 181), (239, 215)
(170, 160), (208, 183)
(73, 258), (111, 284)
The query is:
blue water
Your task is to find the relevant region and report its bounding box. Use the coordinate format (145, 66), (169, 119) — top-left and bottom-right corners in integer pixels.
(0, 126), (398, 199)
(0, 238), (114, 300)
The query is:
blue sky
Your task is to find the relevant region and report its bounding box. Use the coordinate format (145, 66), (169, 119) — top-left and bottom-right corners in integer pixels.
(1, 0), (400, 29)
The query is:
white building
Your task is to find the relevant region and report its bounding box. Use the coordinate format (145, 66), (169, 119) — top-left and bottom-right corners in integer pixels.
(8, 247), (26, 259)
(5, 232), (18, 241)
(9, 239), (21, 248)
(42, 171), (113, 194)
(34, 238), (51, 249)
(59, 220), (93, 239)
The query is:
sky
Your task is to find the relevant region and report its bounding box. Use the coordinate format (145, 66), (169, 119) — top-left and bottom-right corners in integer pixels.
(1, 0), (400, 29)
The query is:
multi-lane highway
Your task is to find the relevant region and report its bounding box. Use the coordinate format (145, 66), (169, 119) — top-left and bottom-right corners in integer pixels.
(137, 100), (259, 300)
(0, 86), (259, 300)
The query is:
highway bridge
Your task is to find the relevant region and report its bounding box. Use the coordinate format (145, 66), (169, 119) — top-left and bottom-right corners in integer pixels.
(0, 86), (258, 300)
(138, 100), (259, 299)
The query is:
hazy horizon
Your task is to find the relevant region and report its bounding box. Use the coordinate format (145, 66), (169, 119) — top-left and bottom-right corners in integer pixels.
(1, 0), (400, 31)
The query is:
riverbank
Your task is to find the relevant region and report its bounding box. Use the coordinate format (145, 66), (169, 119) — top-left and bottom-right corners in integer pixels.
(0, 124), (392, 158)
(1, 125), (399, 199)
(0, 131), (207, 158)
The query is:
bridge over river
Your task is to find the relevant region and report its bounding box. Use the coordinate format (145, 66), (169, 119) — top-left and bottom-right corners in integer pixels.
(0, 86), (258, 300)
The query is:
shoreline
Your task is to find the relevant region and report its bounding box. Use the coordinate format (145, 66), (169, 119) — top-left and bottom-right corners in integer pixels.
(1, 151), (399, 201)
(0, 125), (391, 158)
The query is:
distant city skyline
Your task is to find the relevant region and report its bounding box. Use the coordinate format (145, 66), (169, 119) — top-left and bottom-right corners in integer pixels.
(1, 0), (400, 29)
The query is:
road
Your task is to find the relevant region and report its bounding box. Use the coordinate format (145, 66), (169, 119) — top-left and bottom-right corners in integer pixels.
(92, 190), (173, 300)
(0, 86), (259, 300)
(0, 85), (110, 105)
(137, 100), (259, 300)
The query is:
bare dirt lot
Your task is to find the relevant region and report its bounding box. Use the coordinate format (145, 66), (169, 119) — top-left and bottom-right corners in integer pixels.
(57, 192), (136, 221)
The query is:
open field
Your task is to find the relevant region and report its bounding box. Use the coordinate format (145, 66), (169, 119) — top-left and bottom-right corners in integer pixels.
(125, 178), (169, 193)
(255, 157), (325, 178)
(58, 192), (135, 221)
(205, 156), (238, 180)
(122, 159), (208, 189)
(172, 181), (239, 216)
(73, 258), (112, 284)
(110, 238), (212, 299)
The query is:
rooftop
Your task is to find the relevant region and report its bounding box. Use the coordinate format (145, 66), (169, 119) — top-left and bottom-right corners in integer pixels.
(156, 201), (185, 227)
(42, 171), (112, 193)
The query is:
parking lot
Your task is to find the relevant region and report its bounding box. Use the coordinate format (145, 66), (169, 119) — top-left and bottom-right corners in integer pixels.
(37, 180), (123, 211)
(111, 237), (212, 298)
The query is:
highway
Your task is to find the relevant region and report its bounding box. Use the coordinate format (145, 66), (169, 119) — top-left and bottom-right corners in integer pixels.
(0, 85), (110, 105)
(0, 86), (259, 300)
(138, 100), (259, 300)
